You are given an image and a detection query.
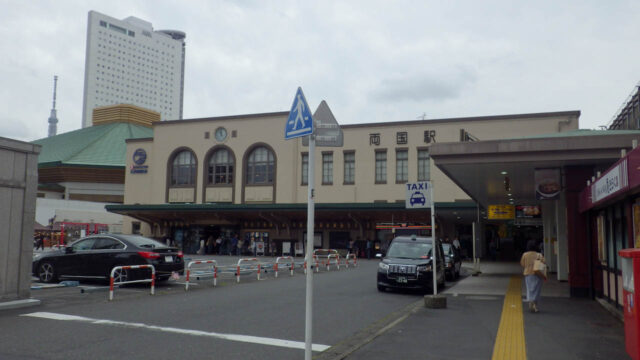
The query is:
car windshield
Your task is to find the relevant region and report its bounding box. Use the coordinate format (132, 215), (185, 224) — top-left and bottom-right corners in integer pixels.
(118, 235), (168, 249)
(386, 241), (432, 259)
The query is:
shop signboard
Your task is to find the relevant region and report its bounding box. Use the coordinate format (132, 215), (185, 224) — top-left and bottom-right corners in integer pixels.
(535, 168), (561, 200)
(256, 241), (265, 255)
(515, 205), (541, 218)
(488, 205), (515, 220)
(592, 159), (628, 203)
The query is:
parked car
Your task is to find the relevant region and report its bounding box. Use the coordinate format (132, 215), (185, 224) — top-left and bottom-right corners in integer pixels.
(442, 243), (461, 280)
(376, 235), (445, 293)
(32, 234), (184, 283)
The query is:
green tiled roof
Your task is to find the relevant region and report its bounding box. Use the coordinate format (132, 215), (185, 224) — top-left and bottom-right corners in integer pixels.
(32, 122), (153, 167)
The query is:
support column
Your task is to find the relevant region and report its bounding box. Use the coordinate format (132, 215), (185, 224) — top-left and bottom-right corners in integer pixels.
(541, 201), (557, 273)
(556, 194), (569, 281)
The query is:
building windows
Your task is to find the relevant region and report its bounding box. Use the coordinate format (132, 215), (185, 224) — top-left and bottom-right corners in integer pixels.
(171, 150), (196, 186)
(344, 151), (355, 185)
(208, 149), (234, 185)
(322, 152), (333, 185)
(375, 150), (387, 184)
(301, 153), (309, 185)
(396, 149), (408, 183)
(417, 148), (430, 181)
(246, 146), (275, 185)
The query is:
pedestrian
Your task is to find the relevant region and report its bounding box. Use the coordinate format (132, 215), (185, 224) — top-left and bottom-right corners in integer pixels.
(36, 234), (44, 250)
(489, 238), (497, 261)
(216, 236), (223, 255)
(206, 236), (214, 254)
(366, 239), (372, 259)
(520, 241), (546, 313)
(347, 239), (353, 255)
(231, 234), (239, 256)
(452, 236), (461, 250)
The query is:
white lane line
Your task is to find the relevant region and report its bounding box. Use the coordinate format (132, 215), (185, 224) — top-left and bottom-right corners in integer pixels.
(22, 312), (330, 352)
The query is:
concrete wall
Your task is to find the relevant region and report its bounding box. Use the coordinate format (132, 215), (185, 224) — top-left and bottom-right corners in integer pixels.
(0, 137), (40, 301)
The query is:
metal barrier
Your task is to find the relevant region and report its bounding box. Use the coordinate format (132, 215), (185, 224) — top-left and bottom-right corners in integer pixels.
(314, 249), (341, 271)
(236, 258), (262, 283)
(185, 260), (217, 291)
(274, 256), (295, 278)
(327, 253), (340, 270)
(109, 264), (155, 301)
(304, 255), (320, 274)
(345, 253), (358, 268)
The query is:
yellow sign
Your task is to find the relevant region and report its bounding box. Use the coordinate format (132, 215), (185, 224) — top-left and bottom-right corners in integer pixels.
(488, 205), (515, 220)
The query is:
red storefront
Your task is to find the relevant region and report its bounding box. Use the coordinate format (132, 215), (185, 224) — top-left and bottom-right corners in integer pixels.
(580, 146), (640, 308)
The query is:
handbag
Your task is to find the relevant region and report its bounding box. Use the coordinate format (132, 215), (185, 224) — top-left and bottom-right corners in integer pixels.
(533, 255), (547, 279)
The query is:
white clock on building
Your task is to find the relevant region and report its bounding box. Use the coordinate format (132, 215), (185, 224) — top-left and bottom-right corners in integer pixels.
(215, 127), (227, 142)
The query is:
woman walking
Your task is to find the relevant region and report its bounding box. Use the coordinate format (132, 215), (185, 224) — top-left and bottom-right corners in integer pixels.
(520, 241), (545, 313)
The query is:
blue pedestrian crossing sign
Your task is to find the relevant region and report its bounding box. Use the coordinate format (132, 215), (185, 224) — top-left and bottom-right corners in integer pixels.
(285, 87), (314, 139)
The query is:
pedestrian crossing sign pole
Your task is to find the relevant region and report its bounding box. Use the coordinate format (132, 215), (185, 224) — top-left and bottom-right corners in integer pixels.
(285, 87), (315, 360)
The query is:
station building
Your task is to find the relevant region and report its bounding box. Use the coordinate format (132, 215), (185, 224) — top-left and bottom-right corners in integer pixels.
(106, 108), (580, 259)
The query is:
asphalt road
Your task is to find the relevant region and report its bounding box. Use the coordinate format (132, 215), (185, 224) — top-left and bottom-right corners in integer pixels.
(0, 258), (436, 360)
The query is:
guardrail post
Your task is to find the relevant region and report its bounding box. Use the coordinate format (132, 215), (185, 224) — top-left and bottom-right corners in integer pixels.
(150, 268), (155, 295)
(109, 275), (114, 301)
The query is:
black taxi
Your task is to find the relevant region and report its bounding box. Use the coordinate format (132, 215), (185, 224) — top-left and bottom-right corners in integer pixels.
(376, 235), (445, 293)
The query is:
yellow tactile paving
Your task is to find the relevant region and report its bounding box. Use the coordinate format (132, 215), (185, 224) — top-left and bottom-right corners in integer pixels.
(491, 276), (527, 360)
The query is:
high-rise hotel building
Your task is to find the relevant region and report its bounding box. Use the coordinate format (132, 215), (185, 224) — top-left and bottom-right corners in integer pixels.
(81, 11), (186, 128)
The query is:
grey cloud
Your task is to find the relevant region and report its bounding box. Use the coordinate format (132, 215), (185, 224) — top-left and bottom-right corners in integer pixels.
(370, 67), (478, 103)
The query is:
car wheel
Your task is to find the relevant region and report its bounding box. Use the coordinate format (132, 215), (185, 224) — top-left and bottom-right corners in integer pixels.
(38, 262), (57, 283)
(377, 284), (386, 292)
(112, 267), (129, 284)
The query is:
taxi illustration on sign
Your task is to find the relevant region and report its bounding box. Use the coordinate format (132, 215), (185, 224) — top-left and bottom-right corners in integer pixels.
(410, 191), (426, 206)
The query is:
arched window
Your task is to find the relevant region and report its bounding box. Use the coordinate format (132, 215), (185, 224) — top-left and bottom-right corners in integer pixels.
(246, 146), (274, 185)
(171, 150), (196, 185)
(208, 149), (234, 185)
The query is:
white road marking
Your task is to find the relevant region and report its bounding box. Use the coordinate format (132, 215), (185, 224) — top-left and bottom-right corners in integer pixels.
(22, 312), (330, 352)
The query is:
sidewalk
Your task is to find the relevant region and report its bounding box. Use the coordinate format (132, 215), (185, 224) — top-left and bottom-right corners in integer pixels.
(336, 261), (628, 360)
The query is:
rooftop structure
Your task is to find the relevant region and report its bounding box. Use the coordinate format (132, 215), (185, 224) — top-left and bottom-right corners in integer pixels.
(81, 11), (185, 128)
(47, 76), (58, 137)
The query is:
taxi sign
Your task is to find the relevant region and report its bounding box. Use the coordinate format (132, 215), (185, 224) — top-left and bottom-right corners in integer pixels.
(285, 87), (314, 139)
(405, 181), (433, 209)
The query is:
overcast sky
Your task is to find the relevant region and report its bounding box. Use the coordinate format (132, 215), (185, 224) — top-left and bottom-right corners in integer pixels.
(2, 1), (640, 142)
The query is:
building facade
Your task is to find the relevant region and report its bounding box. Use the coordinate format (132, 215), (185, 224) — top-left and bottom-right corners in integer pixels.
(108, 109), (579, 256)
(81, 10), (185, 128)
(579, 142), (640, 308)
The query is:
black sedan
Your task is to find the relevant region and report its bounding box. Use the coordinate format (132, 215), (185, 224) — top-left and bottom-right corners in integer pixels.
(33, 234), (184, 283)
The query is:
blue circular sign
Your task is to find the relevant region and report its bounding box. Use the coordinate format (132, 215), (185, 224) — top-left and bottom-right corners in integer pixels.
(133, 148), (147, 165)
